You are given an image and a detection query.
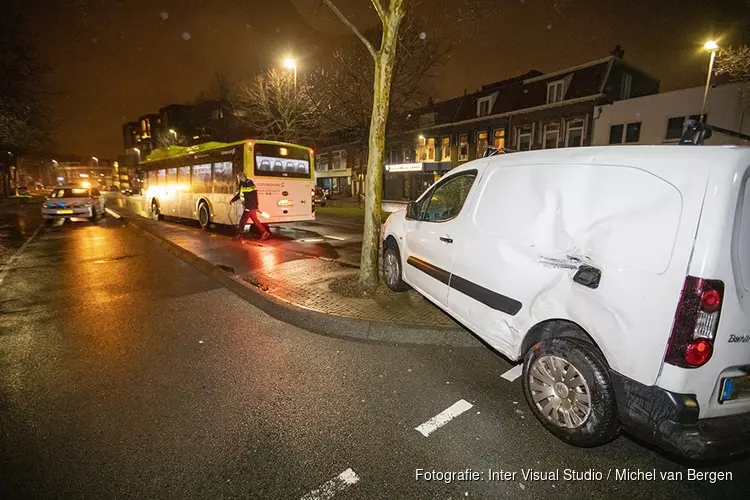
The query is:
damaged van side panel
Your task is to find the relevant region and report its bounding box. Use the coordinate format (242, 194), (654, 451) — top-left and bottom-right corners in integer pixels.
(447, 161), (709, 386)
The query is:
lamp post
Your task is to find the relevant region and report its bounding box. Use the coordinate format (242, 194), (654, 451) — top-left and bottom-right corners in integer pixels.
(169, 128), (177, 140)
(283, 57), (297, 94)
(701, 40), (719, 123)
(133, 147), (141, 162)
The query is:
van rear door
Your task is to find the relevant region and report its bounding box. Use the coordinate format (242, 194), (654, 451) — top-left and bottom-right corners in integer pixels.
(663, 155), (750, 418)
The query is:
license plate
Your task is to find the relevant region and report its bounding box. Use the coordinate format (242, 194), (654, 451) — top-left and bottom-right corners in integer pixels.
(57, 209), (73, 214)
(719, 374), (750, 403)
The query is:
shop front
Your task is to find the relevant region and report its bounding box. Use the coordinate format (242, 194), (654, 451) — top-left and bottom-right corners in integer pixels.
(315, 168), (352, 196)
(382, 161), (452, 201)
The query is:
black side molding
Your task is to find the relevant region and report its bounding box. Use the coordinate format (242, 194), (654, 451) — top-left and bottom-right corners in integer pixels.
(407, 256), (522, 316)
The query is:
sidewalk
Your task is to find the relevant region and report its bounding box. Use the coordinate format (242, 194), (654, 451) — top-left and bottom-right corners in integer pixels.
(109, 200), (478, 347)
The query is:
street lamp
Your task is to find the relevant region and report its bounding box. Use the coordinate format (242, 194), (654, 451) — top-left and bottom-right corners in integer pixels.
(283, 57), (297, 94)
(701, 40), (719, 123)
(92, 156), (99, 165)
(169, 128), (177, 139)
(133, 147), (141, 162)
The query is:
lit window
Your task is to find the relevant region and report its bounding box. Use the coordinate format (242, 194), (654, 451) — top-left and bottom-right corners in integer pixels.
(426, 138), (436, 161)
(416, 136), (427, 161)
(542, 123), (560, 149)
(493, 129), (505, 149)
(476, 131), (488, 157)
(441, 136), (451, 161)
(458, 134), (468, 161)
(547, 80), (565, 104)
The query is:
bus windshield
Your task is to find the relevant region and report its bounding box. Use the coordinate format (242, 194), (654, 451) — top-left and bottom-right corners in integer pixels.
(253, 143), (311, 179)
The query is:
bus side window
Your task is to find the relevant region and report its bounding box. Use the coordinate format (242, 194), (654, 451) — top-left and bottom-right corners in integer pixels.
(213, 161), (233, 194)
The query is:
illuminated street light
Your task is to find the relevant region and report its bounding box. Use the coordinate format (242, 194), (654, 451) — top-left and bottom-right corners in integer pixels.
(169, 128), (177, 139)
(701, 40), (719, 122)
(282, 57), (297, 94)
(92, 156), (99, 165)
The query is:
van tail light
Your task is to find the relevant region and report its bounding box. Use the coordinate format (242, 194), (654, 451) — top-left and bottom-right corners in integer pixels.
(665, 276), (724, 368)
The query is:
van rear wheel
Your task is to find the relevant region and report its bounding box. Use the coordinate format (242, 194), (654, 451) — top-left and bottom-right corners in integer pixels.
(522, 337), (620, 447)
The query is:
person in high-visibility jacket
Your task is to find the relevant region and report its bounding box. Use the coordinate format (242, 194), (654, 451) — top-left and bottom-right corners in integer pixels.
(230, 173), (271, 240)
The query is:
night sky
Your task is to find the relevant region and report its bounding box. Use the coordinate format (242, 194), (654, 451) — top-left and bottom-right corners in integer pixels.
(14, 0), (748, 157)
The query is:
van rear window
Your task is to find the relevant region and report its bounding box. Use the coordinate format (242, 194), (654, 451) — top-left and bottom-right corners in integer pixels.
(737, 177), (750, 292)
(473, 165), (682, 274)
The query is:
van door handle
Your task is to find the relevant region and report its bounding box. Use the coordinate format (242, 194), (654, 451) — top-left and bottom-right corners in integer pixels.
(439, 236), (453, 243)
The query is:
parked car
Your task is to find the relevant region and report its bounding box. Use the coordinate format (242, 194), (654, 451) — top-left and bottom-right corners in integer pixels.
(42, 186), (105, 222)
(313, 188), (327, 207)
(381, 145), (750, 459)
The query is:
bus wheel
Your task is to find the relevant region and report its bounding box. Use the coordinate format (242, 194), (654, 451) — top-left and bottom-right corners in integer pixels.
(198, 202), (210, 230)
(151, 201), (160, 221)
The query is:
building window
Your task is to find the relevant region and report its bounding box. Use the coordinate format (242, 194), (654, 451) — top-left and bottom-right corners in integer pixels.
(477, 96), (492, 117)
(458, 134), (469, 161)
(476, 131), (488, 157)
(542, 123), (560, 149)
(625, 122), (641, 143)
(493, 129), (505, 149)
(332, 150), (347, 170)
(517, 125), (533, 151)
(609, 124), (624, 144)
(316, 154), (329, 171)
(547, 80), (565, 104)
(441, 136), (451, 161)
(565, 119), (584, 147)
(416, 136), (427, 161)
(665, 115), (702, 141)
(419, 112), (436, 127)
(621, 73), (633, 100)
(426, 138), (436, 161)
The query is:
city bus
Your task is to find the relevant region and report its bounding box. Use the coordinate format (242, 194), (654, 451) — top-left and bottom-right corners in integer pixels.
(135, 139), (315, 229)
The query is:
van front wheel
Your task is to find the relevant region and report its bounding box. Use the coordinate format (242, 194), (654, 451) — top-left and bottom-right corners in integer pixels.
(383, 246), (409, 292)
(522, 337), (620, 447)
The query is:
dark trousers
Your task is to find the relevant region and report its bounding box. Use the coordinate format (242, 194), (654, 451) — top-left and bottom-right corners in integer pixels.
(238, 208), (270, 235)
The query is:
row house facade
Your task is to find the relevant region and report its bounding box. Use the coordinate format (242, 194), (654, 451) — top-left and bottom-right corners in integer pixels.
(316, 48), (660, 201)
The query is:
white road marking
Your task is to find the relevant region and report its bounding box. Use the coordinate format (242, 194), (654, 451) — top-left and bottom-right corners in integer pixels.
(323, 235), (346, 241)
(105, 208), (122, 219)
(415, 399), (473, 437)
(501, 365), (523, 382)
(0, 225), (42, 287)
(300, 468), (360, 500)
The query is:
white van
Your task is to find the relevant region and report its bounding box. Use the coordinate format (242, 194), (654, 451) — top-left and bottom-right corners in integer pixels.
(381, 145), (750, 459)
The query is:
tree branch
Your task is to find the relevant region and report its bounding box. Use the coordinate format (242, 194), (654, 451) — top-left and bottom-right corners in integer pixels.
(321, 0), (377, 60)
(371, 0), (386, 22)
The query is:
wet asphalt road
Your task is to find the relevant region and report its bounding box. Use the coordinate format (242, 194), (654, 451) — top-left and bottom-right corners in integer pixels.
(1, 213), (750, 499)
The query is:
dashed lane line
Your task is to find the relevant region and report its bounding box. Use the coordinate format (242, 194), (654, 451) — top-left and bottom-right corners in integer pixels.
(501, 365), (523, 382)
(415, 399), (474, 437)
(105, 208), (122, 219)
(300, 468), (360, 500)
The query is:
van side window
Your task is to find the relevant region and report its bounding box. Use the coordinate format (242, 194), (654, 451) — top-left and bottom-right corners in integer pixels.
(420, 172), (477, 222)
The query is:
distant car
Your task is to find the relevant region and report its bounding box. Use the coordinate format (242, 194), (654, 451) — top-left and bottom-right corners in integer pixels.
(42, 186), (105, 222)
(121, 188), (133, 196)
(313, 188), (326, 207)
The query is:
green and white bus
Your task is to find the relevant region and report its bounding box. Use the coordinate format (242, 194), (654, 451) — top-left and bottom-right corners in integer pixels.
(135, 139), (315, 228)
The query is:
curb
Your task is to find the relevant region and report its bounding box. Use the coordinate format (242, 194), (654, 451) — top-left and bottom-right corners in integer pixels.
(123, 213), (482, 348)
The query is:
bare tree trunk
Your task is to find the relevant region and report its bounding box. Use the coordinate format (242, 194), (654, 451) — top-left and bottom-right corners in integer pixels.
(359, 3), (404, 289)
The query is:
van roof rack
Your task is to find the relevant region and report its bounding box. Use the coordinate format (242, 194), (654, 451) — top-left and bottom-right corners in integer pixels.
(679, 119), (713, 146)
(484, 146), (516, 157)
